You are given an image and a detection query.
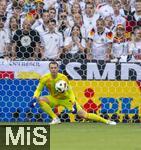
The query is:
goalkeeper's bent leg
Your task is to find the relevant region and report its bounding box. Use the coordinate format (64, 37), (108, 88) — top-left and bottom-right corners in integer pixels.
(85, 113), (108, 124)
(77, 110), (108, 124)
(39, 100), (57, 119)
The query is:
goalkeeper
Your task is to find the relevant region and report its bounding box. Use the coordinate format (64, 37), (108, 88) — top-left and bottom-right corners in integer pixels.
(33, 61), (116, 125)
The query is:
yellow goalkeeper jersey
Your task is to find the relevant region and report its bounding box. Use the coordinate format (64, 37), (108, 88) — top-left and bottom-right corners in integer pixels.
(33, 73), (76, 102)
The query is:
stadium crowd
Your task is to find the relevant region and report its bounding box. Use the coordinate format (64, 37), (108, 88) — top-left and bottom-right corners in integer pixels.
(0, 0), (141, 62)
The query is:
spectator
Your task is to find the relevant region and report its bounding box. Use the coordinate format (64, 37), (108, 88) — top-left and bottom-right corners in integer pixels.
(72, 13), (87, 39)
(129, 26), (141, 62)
(120, 0), (136, 40)
(10, 1), (24, 29)
(71, 2), (81, 15)
(23, 0), (45, 28)
(85, 0), (94, 5)
(6, 16), (19, 59)
(72, 12), (83, 27)
(12, 19), (41, 60)
(34, 0), (45, 16)
(0, 0), (10, 29)
(40, 19), (63, 60)
(105, 16), (116, 33)
(87, 18), (112, 61)
(130, 0), (136, 9)
(96, 0), (114, 18)
(0, 0), (7, 18)
(112, 1), (126, 27)
(34, 11), (50, 36)
(23, 0), (36, 13)
(43, 0), (57, 10)
(58, 11), (71, 38)
(69, 2), (82, 26)
(48, 7), (57, 21)
(12, 2), (23, 19)
(63, 24), (86, 59)
(120, 0), (141, 40)
(8, 16), (19, 38)
(111, 24), (130, 62)
(0, 0), (139, 62)
(83, 3), (100, 37)
(71, 0), (85, 14)
(0, 18), (10, 59)
(133, 0), (141, 27)
(57, 0), (72, 15)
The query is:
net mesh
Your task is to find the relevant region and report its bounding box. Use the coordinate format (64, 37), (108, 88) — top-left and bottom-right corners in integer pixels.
(0, 0), (141, 123)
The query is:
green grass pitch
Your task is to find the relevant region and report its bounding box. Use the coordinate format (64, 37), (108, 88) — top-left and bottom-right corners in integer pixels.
(51, 123), (141, 150)
(0, 122), (141, 150)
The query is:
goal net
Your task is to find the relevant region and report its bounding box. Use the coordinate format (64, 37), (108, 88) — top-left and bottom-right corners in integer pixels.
(0, 0), (141, 123)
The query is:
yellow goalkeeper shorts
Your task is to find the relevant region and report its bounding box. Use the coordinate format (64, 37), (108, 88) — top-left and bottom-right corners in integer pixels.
(44, 95), (82, 112)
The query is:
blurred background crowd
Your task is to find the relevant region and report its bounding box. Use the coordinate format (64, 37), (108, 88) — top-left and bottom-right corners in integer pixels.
(0, 0), (141, 62)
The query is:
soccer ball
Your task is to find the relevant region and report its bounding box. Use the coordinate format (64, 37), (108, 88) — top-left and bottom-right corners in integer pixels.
(55, 80), (68, 93)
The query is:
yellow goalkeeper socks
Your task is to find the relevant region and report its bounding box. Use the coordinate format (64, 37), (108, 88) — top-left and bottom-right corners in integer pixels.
(86, 113), (108, 124)
(39, 101), (57, 119)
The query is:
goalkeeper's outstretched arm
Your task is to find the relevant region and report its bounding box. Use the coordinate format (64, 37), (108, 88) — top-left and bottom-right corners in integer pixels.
(33, 79), (45, 99)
